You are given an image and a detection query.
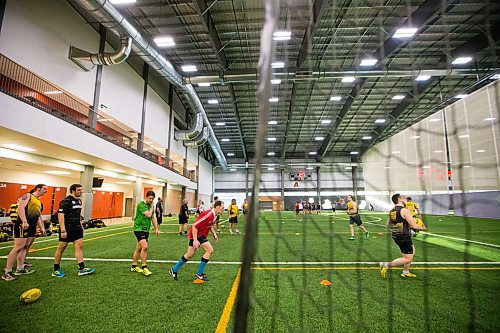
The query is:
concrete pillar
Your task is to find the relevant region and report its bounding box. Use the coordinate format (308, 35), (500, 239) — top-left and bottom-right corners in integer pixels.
(316, 166), (321, 205)
(80, 165), (94, 221)
(181, 186), (186, 200)
(280, 168), (285, 210)
(132, 178), (143, 217)
(351, 166), (358, 202)
(162, 185), (168, 214)
(245, 167), (249, 198)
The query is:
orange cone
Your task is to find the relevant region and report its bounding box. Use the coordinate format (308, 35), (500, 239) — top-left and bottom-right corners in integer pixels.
(320, 279), (332, 286)
(194, 279), (205, 284)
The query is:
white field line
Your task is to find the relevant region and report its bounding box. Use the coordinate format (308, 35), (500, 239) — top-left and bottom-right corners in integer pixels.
(1, 256), (499, 266)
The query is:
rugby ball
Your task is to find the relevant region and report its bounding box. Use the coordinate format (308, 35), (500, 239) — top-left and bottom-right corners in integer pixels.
(20, 288), (41, 304)
(415, 218), (424, 228)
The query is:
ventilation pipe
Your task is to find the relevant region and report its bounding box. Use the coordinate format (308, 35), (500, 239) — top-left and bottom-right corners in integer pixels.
(69, 36), (132, 71)
(175, 113), (203, 141)
(185, 128), (209, 147)
(74, 0), (228, 169)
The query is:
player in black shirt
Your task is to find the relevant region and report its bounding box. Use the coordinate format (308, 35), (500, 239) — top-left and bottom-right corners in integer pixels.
(379, 193), (426, 278)
(156, 197), (163, 226)
(51, 184), (95, 277)
(178, 199), (189, 236)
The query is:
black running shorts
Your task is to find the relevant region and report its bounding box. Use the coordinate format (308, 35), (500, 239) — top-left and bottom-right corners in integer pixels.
(229, 216), (238, 224)
(393, 235), (414, 254)
(188, 235), (208, 247)
(60, 225), (84, 243)
(349, 215), (362, 226)
(134, 231), (150, 242)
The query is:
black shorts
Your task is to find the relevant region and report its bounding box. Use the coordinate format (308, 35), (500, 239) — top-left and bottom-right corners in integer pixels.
(60, 226), (84, 243)
(134, 231), (150, 242)
(229, 217), (238, 224)
(332, 207), (336, 212)
(13, 221), (37, 239)
(349, 215), (362, 226)
(393, 235), (414, 254)
(188, 235), (208, 247)
(156, 214), (162, 225)
(179, 216), (188, 225)
(295, 209), (299, 214)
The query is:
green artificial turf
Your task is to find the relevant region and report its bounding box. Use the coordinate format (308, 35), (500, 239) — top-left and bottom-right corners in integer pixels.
(0, 212), (499, 332)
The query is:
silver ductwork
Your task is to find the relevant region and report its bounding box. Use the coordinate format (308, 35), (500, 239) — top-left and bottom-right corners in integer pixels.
(174, 113), (203, 141)
(69, 36), (132, 70)
(185, 127), (209, 147)
(73, 0), (228, 169)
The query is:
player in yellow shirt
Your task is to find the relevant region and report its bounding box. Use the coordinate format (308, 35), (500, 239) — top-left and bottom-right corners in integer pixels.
(241, 199), (249, 223)
(228, 199), (240, 235)
(405, 197), (423, 236)
(346, 195), (369, 240)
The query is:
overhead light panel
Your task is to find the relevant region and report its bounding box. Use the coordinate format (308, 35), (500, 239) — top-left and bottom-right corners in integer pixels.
(321, 120), (332, 124)
(230, 168), (237, 171)
(350, 151), (359, 155)
(181, 65), (197, 72)
(393, 27), (418, 38)
(360, 58), (377, 66)
(227, 153), (235, 156)
(267, 137), (277, 141)
(1, 144), (36, 152)
(330, 96), (342, 101)
(267, 152), (276, 156)
(198, 82), (211, 87)
(410, 135), (420, 139)
(268, 120), (278, 125)
(315, 137), (324, 141)
(271, 79), (281, 85)
(269, 97), (279, 103)
(267, 167), (275, 171)
(451, 57), (472, 65)
(45, 170), (71, 175)
(221, 138), (230, 142)
(215, 122), (225, 126)
(110, 0), (136, 3)
(44, 90), (63, 95)
(392, 95), (405, 100)
(429, 118), (441, 122)
(484, 117), (496, 121)
(459, 134), (469, 138)
(308, 152), (317, 156)
(476, 149), (486, 153)
(455, 94), (468, 99)
(306, 167), (314, 170)
(490, 74), (500, 80)
(154, 36), (175, 47)
(434, 150), (443, 153)
(273, 31), (291, 41)
(341, 76), (356, 83)
(271, 62), (285, 69)
(207, 99), (218, 104)
(375, 119), (386, 124)
(415, 75), (431, 81)
(362, 136), (372, 140)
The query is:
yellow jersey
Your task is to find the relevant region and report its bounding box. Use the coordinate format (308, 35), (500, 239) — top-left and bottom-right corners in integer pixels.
(242, 203), (248, 211)
(228, 204), (239, 218)
(347, 201), (357, 216)
(405, 201), (419, 217)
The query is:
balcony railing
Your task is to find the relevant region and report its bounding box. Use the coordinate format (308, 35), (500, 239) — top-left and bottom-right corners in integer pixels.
(0, 53), (196, 182)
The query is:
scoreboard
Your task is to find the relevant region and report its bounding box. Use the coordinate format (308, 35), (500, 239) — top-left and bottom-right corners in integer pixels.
(289, 172), (312, 181)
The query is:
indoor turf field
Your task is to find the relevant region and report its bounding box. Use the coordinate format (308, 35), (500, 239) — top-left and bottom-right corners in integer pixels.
(1, 211), (499, 333)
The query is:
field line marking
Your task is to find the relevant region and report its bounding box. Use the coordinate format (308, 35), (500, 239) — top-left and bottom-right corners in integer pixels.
(215, 268), (241, 333)
(363, 221), (500, 249)
(252, 266), (500, 271)
(1, 256), (499, 266)
(28, 230), (131, 253)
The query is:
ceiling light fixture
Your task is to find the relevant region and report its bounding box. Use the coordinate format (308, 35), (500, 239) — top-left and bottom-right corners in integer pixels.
(308, 152), (317, 156)
(153, 36), (175, 47)
(110, 0), (136, 3)
(484, 117), (496, 121)
(321, 120), (332, 124)
(221, 138), (230, 142)
(268, 120), (278, 125)
(306, 167), (314, 170)
(207, 99), (218, 104)
(350, 151), (359, 155)
(410, 135), (420, 139)
(271, 62), (285, 69)
(434, 150), (443, 153)
(360, 58), (377, 66)
(273, 31), (291, 41)
(341, 76), (356, 83)
(459, 134), (469, 138)
(392, 95), (406, 100)
(375, 119), (386, 124)
(215, 122), (225, 126)
(181, 65), (197, 72)
(393, 27), (418, 38)
(271, 79), (281, 84)
(330, 96), (342, 101)
(315, 136), (325, 141)
(476, 149), (486, 153)
(269, 97), (279, 102)
(429, 118), (441, 122)
(198, 82), (211, 87)
(267, 167), (275, 171)
(455, 94), (468, 99)
(362, 136), (372, 140)
(227, 153), (235, 156)
(1, 144), (37, 152)
(230, 168), (237, 171)
(415, 75), (431, 81)
(451, 57), (472, 65)
(267, 152), (276, 156)
(267, 137), (277, 141)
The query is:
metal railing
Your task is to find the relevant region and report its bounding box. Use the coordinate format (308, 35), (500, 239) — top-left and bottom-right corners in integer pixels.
(0, 53), (195, 182)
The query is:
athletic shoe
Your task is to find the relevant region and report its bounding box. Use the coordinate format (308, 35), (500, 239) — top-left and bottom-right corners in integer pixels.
(1, 272), (16, 281)
(230, 231), (234, 235)
(235, 230), (240, 234)
(169, 268), (178, 281)
(51, 269), (66, 278)
(178, 232), (183, 236)
(142, 268), (152, 276)
(217, 229), (221, 232)
(23, 262), (33, 268)
(400, 272), (417, 278)
(348, 236), (355, 240)
(379, 262), (388, 278)
(183, 232), (188, 236)
(14, 268), (35, 276)
(130, 266), (143, 273)
(195, 273), (209, 281)
(78, 267), (96, 276)
(365, 231), (370, 239)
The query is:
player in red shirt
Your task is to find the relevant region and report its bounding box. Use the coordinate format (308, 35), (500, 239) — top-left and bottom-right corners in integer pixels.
(169, 200), (224, 282)
(294, 201), (300, 220)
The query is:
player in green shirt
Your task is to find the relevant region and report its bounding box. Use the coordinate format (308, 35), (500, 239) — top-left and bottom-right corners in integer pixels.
(131, 191), (159, 276)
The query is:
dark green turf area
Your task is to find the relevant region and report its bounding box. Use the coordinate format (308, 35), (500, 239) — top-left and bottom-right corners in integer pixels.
(1, 212), (499, 332)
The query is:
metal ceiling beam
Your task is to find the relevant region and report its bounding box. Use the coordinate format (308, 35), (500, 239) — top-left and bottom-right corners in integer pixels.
(228, 83), (248, 161)
(358, 20), (500, 157)
(296, 0), (329, 68)
(317, 0), (448, 160)
(191, 0), (228, 70)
